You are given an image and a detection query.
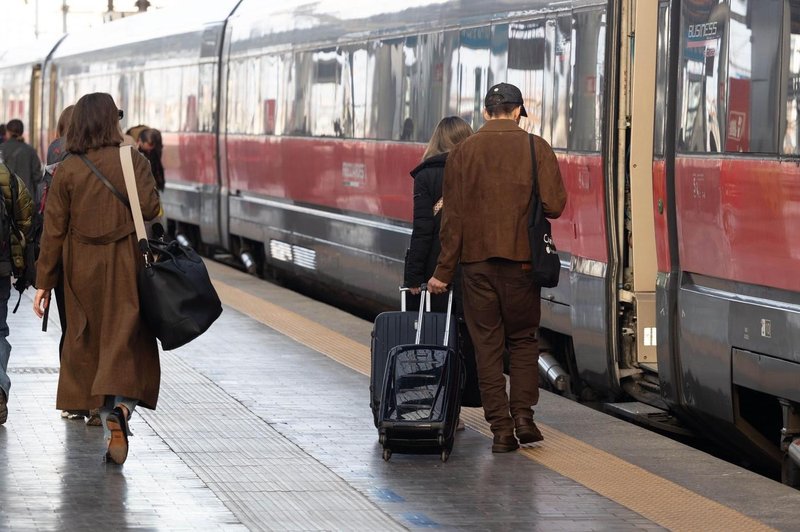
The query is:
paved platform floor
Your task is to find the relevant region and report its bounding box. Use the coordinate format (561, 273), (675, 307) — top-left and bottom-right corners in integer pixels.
(0, 263), (797, 531)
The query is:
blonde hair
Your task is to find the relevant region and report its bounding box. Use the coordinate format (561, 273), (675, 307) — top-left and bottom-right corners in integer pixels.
(422, 116), (473, 161)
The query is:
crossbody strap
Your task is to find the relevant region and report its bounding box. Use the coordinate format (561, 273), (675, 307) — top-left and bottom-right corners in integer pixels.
(119, 146), (149, 253)
(528, 134), (540, 201)
(80, 154), (130, 207)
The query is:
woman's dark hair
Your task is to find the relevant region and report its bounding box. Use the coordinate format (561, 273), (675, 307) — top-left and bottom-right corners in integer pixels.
(65, 93), (123, 154)
(139, 128), (164, 192)
(56, 105), (75, 137)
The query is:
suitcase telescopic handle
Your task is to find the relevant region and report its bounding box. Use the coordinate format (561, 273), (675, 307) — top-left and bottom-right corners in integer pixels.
(412, 284), (454, 347)
(399, 286), (430, 312)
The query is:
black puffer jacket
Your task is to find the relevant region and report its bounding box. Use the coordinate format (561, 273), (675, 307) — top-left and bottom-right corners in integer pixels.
(403, 152), (465, 314)
(404, 152), (447, 289)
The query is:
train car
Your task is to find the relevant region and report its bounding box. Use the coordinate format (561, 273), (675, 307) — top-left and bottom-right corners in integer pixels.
(0, 36), (64, 155)
(657, 0), (800, 484)
(39, 0), (241, 249)
(20, 0), (800, 486)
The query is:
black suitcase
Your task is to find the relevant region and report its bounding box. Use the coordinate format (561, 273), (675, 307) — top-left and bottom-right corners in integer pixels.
(370, 288), (457, 428)
(377, 288), (463, 462)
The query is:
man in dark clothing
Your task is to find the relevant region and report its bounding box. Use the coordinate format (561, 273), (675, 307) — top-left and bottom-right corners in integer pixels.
(428, 83), (567, 453)
(0, 120), (43, 207)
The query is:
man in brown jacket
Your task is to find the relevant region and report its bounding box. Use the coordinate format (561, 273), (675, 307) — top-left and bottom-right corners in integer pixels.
(428, 83), (566, 453)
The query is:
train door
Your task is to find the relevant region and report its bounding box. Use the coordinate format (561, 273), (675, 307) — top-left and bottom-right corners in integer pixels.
(29, 65), (42, 156)
(606, 0), (663, 408)
(199, 24), (227, 249)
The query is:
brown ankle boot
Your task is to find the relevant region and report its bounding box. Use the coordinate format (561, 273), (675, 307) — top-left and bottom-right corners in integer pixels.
(491, 433), (519, 453)
(514, 417), (544, 444)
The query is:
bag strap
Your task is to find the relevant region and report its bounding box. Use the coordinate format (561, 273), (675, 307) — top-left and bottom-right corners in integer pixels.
(119, 146), (150, 255)
(80, 154), (129, 207)
(528, 134), (540, 201)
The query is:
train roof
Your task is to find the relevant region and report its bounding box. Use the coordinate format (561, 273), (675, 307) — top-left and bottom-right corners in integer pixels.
(50, 0), (241, 60)
(0, 35), (65, 70)
(227, 0), (607, 50)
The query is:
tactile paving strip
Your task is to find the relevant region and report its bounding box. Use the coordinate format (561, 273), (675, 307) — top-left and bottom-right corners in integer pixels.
(214, 278), (777, 532)
(140, 350), (405, 531)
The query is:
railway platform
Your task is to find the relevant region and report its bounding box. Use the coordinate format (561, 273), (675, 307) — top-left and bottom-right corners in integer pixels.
(0, 261), (798, 531)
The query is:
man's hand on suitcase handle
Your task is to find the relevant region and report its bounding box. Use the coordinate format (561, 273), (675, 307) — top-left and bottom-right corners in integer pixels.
(427, 277), (448, 295)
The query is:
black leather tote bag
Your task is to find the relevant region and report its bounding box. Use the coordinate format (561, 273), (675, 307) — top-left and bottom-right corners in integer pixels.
(527, 135), (560, 288)
(118, 147), (222, 350)
(138, 238), (222, 350)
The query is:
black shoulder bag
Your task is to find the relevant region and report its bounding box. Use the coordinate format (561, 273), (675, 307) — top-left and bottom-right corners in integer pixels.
(85, 148), (222, 350)
(527, 135), (560, 288)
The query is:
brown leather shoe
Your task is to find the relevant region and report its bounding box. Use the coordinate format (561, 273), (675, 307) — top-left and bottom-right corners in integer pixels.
(515, 417), (544, 444)
(491, 433), (519, 453)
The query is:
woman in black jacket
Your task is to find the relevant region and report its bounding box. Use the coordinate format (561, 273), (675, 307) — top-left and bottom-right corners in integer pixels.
(404, 116), (472, 298)
(403, 116), (481, 407)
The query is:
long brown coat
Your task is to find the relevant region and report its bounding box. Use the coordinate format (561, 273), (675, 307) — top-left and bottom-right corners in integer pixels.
(36, 146), (162, 410)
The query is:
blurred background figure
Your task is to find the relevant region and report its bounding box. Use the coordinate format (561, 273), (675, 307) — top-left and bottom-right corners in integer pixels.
(125, 124), (149, 147)
(0, 124), (5, 145)
(137, 128), (164, 192)
(0, 120), (43, 208)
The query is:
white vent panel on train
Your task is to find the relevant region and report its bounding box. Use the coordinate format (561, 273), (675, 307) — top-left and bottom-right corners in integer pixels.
(270, 240), (293, 262)
(292, 245), (317, 270)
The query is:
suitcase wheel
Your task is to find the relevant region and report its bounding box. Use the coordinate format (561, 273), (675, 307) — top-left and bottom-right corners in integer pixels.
(379, 434), (386, 446)
(437, 435), (445, 447)
(440, 449), (450, 463)
(383, 448), (392, 461)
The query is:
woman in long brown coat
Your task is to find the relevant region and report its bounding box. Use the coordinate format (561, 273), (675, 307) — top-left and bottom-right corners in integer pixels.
(33, 92), (161, 465)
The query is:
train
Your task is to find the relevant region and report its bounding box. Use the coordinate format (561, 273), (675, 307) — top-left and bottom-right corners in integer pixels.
(1, 0), (799, 485)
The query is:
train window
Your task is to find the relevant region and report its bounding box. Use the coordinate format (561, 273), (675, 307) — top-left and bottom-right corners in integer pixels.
(404, 33), (448, 142)
(367, 38), (405, 140)
(457, 26), (491, 131)
(198, 63), (215, 133)
(782, 0), (800, 155)
(726, 0), (781, 153)
(227, 56), (261, 135)
(506, 19), (547, 136)
(569, 9), (606, 152)
(350, 46), (369, 139)
(258, 55), (280, 136)
(677, 0), (727, 153)
(653, 4), (670, 157)
(308, 48), (352, 138)
(286, 52), (311, 136)
(181, 65), (199, 132)
(551, 16), (572, 149)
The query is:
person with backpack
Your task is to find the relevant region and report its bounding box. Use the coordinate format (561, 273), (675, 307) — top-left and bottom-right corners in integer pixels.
(0, 120), (43, 208)
(0, 162), (34, 425)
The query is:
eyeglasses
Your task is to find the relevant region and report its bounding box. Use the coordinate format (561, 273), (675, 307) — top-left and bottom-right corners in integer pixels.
(118, 109), (124, 121)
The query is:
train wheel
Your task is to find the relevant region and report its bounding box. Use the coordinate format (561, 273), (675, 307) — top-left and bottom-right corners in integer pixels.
(382, 448), (392, 461)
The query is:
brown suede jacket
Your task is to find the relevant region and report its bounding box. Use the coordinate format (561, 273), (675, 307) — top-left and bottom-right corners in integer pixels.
(433, 119), (567, 284)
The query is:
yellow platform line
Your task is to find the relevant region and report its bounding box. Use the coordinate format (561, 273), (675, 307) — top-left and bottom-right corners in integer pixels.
(213, 278), (775, 532)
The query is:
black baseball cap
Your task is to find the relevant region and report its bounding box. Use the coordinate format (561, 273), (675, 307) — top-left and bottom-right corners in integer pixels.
(484, 82), (528, 117)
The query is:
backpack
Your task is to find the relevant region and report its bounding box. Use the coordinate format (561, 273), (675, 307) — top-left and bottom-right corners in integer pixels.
(0, 166), (13, 278)
(0, 164), (33, 311)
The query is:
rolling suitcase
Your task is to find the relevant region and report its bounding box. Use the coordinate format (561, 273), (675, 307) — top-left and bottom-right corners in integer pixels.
(370, 288), (457, 428)
(377, 287), (463, 462)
